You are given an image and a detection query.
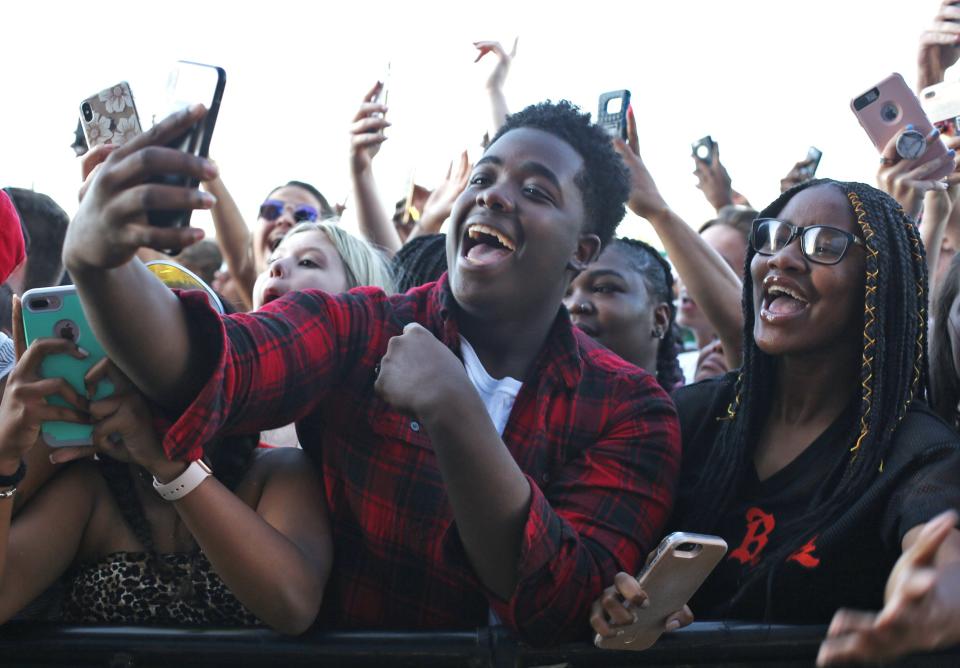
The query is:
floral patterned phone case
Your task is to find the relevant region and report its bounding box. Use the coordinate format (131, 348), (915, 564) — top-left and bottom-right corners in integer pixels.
(79, 81), (142, 148)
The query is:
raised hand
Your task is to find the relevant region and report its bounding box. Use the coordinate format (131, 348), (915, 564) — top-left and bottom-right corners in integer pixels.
(349, 81), (391, 176)
(416, 151), (472, 236)
(64, 105), (217, 274)
(918, 1), (960, 90)
(877, 127), (958, 219)
(474, 38), (518, 92)
(612, 107), (670, 221)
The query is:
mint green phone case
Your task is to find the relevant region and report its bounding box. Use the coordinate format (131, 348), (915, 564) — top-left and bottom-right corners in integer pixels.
(20, 286), (114, 447)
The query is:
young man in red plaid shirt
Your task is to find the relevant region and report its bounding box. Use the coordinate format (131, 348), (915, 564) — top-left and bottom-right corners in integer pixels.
(63, 101), (681, 644)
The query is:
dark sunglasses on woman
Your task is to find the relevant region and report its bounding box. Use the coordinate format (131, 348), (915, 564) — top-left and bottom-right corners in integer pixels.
(258, 199), (320, 224)
(751, 218), (865, 265)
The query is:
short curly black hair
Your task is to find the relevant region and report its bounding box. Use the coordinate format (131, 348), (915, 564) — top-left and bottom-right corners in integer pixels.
(490, 100), (629, 248)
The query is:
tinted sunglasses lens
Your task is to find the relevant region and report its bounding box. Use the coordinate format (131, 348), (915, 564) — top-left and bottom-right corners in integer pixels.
(293, 206), (319, 223)
(259, 202), (283, 220)
(802, 227), (848, 264)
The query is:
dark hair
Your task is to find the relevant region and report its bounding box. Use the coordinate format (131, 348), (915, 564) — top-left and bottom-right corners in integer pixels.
(490, 100), (629, 248)
(269, 181), (336, 220)
(930, 253), (960, 427)
(698, 204), (758, 239)
(99, 434), (258, 566)
(4, 188), (69, 289)
(680, 179), (928, 613)
(610, 238), (684, 389)
(392, 234), (448, 293)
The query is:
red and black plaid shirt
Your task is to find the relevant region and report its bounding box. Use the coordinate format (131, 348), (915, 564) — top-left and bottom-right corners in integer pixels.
(164, 276), (681, 644)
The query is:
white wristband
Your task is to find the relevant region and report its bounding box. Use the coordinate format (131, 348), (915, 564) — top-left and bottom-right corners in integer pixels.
(153, 460), (212, 501)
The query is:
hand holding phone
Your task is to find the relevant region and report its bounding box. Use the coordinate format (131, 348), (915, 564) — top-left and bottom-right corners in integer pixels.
(851, 73), (953, 180)
(66, 104), (216, 275)
(147, 61), (226, 230)
(593, 532), (727, 651)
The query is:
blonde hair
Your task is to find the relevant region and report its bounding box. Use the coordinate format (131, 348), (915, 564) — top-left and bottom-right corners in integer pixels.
(284, 222), (396, 294)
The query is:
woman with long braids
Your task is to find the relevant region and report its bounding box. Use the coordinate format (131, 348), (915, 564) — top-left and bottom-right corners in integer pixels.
(564, 237), (684, 391)
(591, 165), (960, 663)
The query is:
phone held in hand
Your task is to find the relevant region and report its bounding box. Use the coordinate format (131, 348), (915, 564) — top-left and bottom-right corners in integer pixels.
(79, 81), (143, 149)
(799, 146), (823, 179)
(598, 90), (631, 140)
(20, 286), (115, 448)
(692, 136), (714, 165)
(147, 61), (226, 229)
(921, 79), (960, 137)
(851, 72), (952, 179)
(594, 532), (727, 652)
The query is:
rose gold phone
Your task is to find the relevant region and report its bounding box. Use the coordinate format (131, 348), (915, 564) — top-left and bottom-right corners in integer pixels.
(594, 532), (727, 652)
(79, 81), (142, 148)
(851, 73), (952, 179)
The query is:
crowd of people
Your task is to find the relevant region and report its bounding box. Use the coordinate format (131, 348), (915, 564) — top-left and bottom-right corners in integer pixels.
(3, 3), (960, 666)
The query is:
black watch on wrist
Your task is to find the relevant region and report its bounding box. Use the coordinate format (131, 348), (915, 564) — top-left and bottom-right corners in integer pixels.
(0, 461), (26, 488)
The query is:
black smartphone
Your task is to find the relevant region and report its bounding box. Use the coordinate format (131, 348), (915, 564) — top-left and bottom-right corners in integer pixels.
(148, 61), (227, 229)
(692, 135), (714, 165)
(598, 90), (631, 140)
(799, 146), (822, 179)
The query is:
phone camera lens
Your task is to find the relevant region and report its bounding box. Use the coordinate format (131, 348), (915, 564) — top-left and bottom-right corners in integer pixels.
(696, 145), (710, 159)
(880, 102), (899, 123)
(676, 542), (697, 552)
(81, 103), (93, 123)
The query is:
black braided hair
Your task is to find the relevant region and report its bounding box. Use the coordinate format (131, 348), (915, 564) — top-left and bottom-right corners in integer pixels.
(678, 178), (928, 614)
(610, 237), (684, 389)
(490, 100), (630, 247)
(930, 253), (960, 428)
(98, 433), (259, 561)
(392, 233), (448, 293)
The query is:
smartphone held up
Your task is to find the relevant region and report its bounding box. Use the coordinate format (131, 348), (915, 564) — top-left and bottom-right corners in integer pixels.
(851, 72), (952, 179)
(598, 90), (631, 141)
(79, 62), (226, 235)
(147, 61), (226, 229)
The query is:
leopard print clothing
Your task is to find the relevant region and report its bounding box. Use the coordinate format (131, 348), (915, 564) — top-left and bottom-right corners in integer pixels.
(61, 551), (261, 626)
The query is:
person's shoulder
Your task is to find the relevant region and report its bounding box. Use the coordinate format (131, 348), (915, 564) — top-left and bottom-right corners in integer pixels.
(895, 401), (960, 450)
(671, 372), (737, 417)
(573, 328), (654, 382)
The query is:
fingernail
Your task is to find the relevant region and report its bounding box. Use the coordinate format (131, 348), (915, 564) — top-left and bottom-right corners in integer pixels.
(49, 453), (59, 464)
(203, 160), (218, 178)
(188, 103), (205, 114)
(77, 347), (90, 358)
(666, 620), (680, 632)
(641, 598), (650, 609)
(200, 192), (217, 206)
(191, 228), (205, 241)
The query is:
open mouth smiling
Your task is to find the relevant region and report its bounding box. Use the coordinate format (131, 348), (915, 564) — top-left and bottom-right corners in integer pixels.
(461, 222), (518, 267)
(760, 276), (810, 323)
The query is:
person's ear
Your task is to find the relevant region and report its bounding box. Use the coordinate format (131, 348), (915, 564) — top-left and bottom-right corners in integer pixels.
(653, 303), (671, 337)
(568, 234), (601, 273)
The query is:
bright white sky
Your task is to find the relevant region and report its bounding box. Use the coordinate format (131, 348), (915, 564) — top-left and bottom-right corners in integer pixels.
(1, 0), (953, 248)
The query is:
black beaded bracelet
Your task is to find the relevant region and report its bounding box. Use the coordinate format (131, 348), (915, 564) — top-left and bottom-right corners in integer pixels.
(0, 460), (26, 487)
